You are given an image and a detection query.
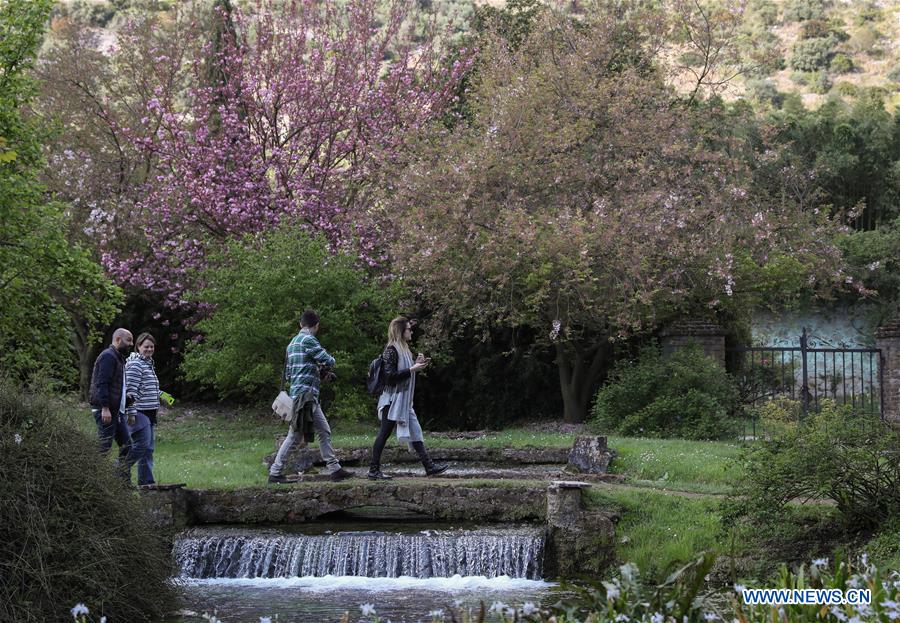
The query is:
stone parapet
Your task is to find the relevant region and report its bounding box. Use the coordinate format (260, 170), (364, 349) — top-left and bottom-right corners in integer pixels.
(876, 316), (900, 425)
(659, 319), (726, 367)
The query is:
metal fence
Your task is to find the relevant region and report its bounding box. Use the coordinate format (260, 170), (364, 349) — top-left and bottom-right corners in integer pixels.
(727, 328), (884, 421)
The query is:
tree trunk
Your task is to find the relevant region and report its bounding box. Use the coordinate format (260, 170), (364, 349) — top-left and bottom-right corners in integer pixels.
(72, 316), (101, 401)
(555, 341), (610, 424)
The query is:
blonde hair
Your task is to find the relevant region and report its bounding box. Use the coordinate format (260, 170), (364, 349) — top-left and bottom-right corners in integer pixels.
(386, 317), (413, 359)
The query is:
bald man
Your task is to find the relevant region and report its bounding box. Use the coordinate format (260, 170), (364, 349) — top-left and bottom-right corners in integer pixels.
(89, 328), (146, 482)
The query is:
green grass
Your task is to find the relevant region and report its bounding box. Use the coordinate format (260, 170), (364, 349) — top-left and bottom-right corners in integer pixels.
(585, 487), (724, 583)
(62, 401), (739, 494)
(606, 436), (742, 495)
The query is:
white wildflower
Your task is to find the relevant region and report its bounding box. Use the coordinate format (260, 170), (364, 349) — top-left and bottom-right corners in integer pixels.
(615, 614), (630, 622)
(14, 433), (22, 445)
(521, 602), (539, 616)
(704, 613), (719, 621)
(734, 584), (746, 594)
(260, 618), (272, 623)
(868, 261), (881, 271)
(489, 601), (508, 614)
(830, 607), (848, 622)
(811, 557), (828, 569)
(604, 584), (621, 601)
(651, 613), (665, 623)
(71, 604), (89, 619)
(428, 609), (444, 618)
(360, 603), (377, 617)
(100, 618), (106, 623)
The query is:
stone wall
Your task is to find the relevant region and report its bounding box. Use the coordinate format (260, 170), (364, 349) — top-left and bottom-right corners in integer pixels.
(186, 482), (548, 524)
(876, 318), (900, 425)
(140, 480), (618, 580)
(659, 320), (726, 367)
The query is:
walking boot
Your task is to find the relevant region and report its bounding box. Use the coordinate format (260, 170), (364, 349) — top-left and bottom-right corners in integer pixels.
(367, 464), (393, 480)
(412, 442), (449, 477)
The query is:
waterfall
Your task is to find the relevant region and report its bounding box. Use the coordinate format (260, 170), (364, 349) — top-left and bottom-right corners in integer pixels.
(174, 527), (544, 580)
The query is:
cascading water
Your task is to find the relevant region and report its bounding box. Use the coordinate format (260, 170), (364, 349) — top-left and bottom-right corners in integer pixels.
(174, 527), (545, 581)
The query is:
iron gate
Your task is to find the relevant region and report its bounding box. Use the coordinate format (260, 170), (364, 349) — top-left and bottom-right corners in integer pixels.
(727, 328), (884, 420)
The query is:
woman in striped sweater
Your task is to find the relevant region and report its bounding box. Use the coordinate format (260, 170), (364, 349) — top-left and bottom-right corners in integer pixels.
(125, 332), (165, 486)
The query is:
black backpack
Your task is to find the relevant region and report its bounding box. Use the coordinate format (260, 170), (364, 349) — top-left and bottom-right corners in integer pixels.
(366, 355), (385, 396)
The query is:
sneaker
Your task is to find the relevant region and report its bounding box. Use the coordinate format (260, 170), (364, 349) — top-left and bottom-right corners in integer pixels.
(268, 474), (291, 484)
(425, 463), (449, 477)
(367, 468), (393, 481)
(330, 467), (355, 482)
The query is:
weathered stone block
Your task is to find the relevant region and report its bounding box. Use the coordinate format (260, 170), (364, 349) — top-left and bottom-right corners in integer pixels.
(567, 436), (614, 474)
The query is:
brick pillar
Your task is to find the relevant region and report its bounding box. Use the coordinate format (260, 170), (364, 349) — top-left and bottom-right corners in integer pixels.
(875, 317), (900, 425)
(659, 320), (726, 368)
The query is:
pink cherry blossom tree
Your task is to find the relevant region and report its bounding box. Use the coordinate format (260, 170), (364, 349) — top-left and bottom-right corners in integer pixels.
(49, 0), (470, 306)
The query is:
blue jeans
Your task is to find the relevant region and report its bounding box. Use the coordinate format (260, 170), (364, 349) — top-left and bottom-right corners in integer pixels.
(127, 412), (154, 485)
(137, 419), (156, 485)
(92, 408), (144, 482)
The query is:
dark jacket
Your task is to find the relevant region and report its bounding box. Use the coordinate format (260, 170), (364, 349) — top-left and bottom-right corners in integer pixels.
(89, 346), (127, 412)
(381, 345), (411, 390)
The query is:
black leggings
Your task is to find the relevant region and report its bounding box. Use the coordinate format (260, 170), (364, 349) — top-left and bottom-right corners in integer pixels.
(371, 406), (427, 466)
(371, 407), (396, 465)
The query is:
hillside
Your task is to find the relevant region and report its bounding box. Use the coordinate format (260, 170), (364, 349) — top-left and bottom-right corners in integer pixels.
(51, 0), (900, 110)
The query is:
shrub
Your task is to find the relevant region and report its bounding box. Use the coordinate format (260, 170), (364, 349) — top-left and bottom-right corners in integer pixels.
(811, 70), (833, 94)
(829, 53), (854, 73)
(783, 0), (830, 22)
(591, 344), (739, 440)
(182, 227), (399, 417)
(790, 38), (835, 71)
(835, 81), (858, 97)
(0, 379), (176, 622)
(725, 400), (900, 531)
(746, 79), (783, 107)
(800, 19), (830, 39)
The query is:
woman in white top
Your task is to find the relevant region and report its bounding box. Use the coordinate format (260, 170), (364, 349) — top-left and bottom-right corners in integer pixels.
(368, 317), (448, 480)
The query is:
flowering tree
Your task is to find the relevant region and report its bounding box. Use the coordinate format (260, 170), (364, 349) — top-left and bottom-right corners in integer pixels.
(385, 1), (850, 423)
(60, 0), (470, 306)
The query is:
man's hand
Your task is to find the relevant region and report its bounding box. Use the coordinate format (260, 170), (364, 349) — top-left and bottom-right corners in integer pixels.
(127, 414), (135, 427)
(101, 407), (112, 424)
(160, 391), (175, 407)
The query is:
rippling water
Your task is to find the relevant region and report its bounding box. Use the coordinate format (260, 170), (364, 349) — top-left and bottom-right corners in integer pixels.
(170, 575), (563, 623)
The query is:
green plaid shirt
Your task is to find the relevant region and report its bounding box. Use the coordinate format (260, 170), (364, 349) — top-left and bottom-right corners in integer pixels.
(284, 329), (335, 400)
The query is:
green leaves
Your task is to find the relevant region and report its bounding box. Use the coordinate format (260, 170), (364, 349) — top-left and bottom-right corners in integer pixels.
(182, 227), (401, 416)
(0, 0), (122, 384)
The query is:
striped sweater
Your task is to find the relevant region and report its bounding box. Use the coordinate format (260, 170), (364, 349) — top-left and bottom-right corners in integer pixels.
(125, 352), (161, 416)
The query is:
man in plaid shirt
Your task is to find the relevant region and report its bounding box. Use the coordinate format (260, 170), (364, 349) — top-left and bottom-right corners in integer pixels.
(268, 310), (354, 483)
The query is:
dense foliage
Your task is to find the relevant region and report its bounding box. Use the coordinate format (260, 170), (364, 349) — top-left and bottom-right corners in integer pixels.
(0, 379), (175, 622)
(181, 227), (399, 418)
(384, 1), (850, 422)
(0, 0), (121, 385)
(591, 345), (739, 440)
(725, 400), (900, 531)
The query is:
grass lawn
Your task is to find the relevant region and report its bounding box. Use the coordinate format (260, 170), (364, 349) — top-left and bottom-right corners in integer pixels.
(63, 401), (742, 491)
(585, 487), (723, 583)
(606, 436), (741, 495)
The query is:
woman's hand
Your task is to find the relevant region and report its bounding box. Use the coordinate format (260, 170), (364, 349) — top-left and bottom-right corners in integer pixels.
(410, 360), (429, 372)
